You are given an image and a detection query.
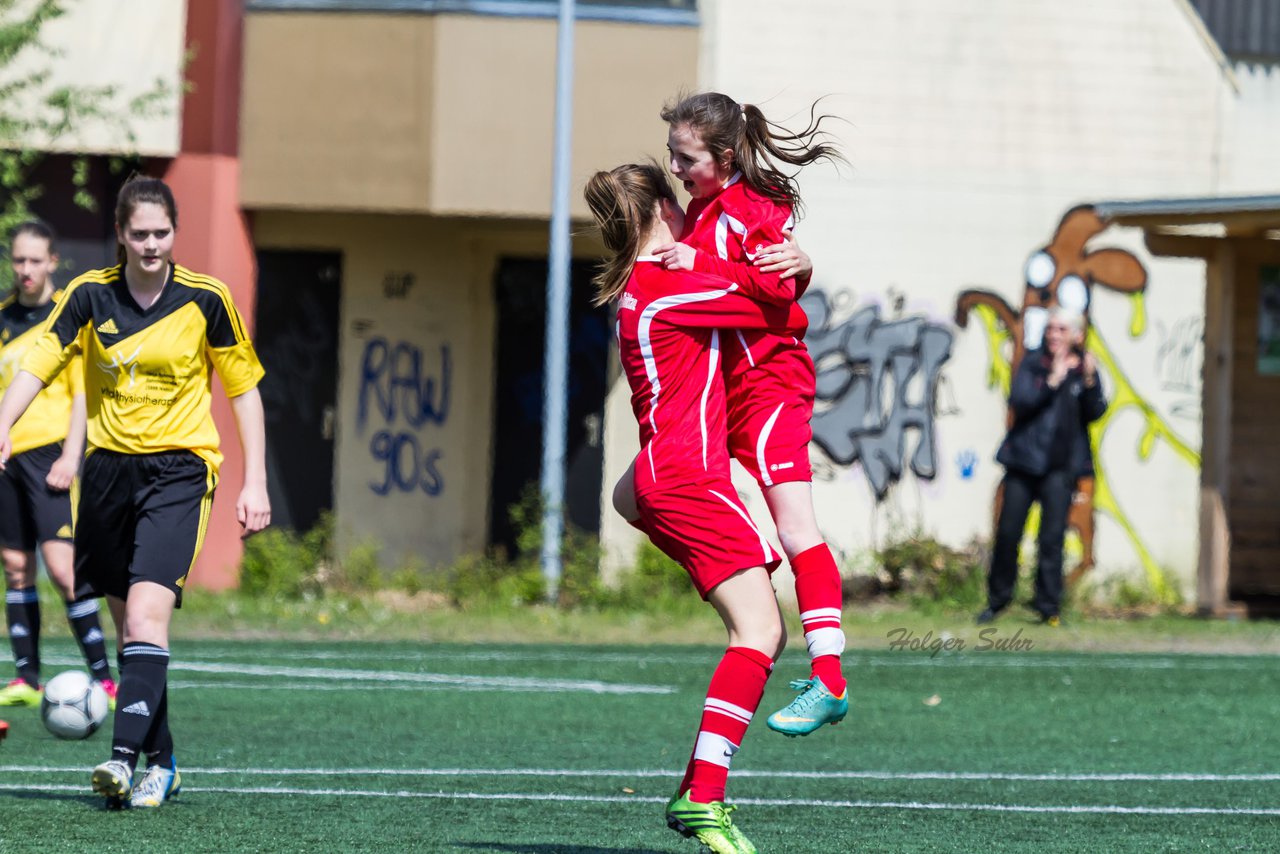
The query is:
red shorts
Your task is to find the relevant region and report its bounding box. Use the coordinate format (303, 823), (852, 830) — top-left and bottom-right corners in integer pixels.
(637, 482), (782, 599)
(726, 347), (816, 488)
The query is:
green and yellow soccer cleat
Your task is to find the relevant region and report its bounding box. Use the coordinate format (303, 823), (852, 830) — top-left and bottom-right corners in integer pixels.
(130, 763), (181, 808)
(665, 791), (757, 854)
(91, 759), (134, 810)
(0, 679), (41, 707)
(766, 677), (848, 737)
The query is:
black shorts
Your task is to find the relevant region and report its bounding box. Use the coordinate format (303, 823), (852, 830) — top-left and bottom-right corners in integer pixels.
(73, 449), (217, 607)
(0, 442), (74, 552)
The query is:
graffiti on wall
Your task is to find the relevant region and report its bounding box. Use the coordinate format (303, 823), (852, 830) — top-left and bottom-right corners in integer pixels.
(954, 206), (1200, 594)
(357, 336), (451, 497)
(800, 289), (954, 500)
(1156, 315), (1204, 421)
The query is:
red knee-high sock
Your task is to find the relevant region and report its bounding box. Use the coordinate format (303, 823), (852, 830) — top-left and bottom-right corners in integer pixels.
(792, 544), (847, 696)
(677, 646), (773, 804)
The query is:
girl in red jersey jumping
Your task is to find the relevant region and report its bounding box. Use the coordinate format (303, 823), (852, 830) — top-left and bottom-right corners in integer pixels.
(586, 162), (808, 854)
(656, 92), (850, 736)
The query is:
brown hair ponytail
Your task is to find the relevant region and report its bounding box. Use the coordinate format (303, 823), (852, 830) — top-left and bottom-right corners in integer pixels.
(661, 92), (843, 218)
(583, 162), (677, 306)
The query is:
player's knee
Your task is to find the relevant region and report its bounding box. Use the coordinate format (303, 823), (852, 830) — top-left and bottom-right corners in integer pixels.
(123, 611), (169, 646)
(2, 555), (32, 588)
(776, 522), (822, 561)
(742, 614), (785, 661)
(51, 577), (76, 602)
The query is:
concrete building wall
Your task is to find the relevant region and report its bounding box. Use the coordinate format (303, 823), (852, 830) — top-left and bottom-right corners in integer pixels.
(602, 0), (1246, 595)
(240, 12), (697, 218)
(1, 0), (185, 155)
(1219, 62), (1280, 194)
(250, 212), (608, 568)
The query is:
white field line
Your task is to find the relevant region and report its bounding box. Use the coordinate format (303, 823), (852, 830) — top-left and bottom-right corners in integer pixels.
(2, 765), (1277, 783)
(165, 681), (500, 692)
(40, 657), (673, 695)
(0, 782), (1275, 816)
(50, 648), (1280, 671)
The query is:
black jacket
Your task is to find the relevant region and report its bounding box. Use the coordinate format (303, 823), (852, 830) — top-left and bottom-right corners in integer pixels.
(996, 348), (1108, 479)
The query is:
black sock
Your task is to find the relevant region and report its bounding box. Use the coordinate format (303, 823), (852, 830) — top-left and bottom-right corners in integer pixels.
(66, 598), (111, 683)
(111, 643), (169, 771)
(144, 687), (174, 770)
(5, 586), (40, 687)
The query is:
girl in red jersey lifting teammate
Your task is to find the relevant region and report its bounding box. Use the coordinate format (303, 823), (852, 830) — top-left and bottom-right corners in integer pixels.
(586, 162), (807, 854)
(663, 92), (847, 736)
(0, 177), (270, 810)
(637, 92), (849, 736)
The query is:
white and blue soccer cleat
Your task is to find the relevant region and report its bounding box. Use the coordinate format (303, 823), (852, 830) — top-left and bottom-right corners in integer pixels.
(130, 763), (181, 808)
(91, 759), (134, 809)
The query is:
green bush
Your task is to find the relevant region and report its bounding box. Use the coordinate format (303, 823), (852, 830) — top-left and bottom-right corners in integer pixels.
(876, 533), (987, 612)
(610, 539), (698, 608)
(240, 512), (396, 601)
(239, 521), (327, 600)
(1075, 565), (1186, 616)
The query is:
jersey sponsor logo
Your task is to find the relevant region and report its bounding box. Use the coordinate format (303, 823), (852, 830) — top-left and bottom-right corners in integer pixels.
(96, 318), (120, 335)
(99, 387), (179, 407)
(619, 292), (638, 311)
(98, 345), (142, 389)
(121, 701), (150, 717)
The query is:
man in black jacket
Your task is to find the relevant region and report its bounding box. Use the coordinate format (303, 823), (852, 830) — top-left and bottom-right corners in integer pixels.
(978, 308), (1107, 626)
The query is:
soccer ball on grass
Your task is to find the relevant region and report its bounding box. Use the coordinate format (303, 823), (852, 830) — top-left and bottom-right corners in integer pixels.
(40, 671), (109, 740)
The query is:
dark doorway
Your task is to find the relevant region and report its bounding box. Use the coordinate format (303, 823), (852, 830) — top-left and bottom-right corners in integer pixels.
(254, 250), (342, 532)
(489, 258), (609, 556)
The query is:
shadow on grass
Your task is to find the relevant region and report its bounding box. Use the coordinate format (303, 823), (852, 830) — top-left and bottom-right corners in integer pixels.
(0, 791), (100, 806)
(451, 845), (670, 854)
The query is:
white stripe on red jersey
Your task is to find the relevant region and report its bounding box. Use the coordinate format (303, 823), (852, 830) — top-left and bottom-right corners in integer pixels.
(616, 261), (803, 496)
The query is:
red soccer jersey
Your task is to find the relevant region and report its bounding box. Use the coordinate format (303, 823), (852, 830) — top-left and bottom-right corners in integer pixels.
(681, 173), (811, 381)
(616, 259), (806, 495)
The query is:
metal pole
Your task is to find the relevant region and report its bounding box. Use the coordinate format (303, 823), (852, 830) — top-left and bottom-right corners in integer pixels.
(540, 0), (575, 602)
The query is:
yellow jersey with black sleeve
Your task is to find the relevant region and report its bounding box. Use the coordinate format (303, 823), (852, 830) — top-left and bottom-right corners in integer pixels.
(21, 263), (265, 474)
(0, 290), (84, 456)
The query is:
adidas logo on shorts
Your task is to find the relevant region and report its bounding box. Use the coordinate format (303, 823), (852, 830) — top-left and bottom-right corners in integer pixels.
(121, 701), (151, 717)
(56, 524), (72, 539)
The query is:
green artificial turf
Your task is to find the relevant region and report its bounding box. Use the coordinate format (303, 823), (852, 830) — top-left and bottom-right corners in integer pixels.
(0, 640), (1277, 852)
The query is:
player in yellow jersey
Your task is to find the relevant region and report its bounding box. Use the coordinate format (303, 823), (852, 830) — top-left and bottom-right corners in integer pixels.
(0, 177), (271, 809)
(0, 222), (116, 709)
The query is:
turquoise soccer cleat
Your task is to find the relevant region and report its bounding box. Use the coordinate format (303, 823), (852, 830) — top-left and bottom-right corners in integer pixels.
(130, 763), (181, 808)
(766, 676), (848, 737)
(665, 791), (757, 854)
